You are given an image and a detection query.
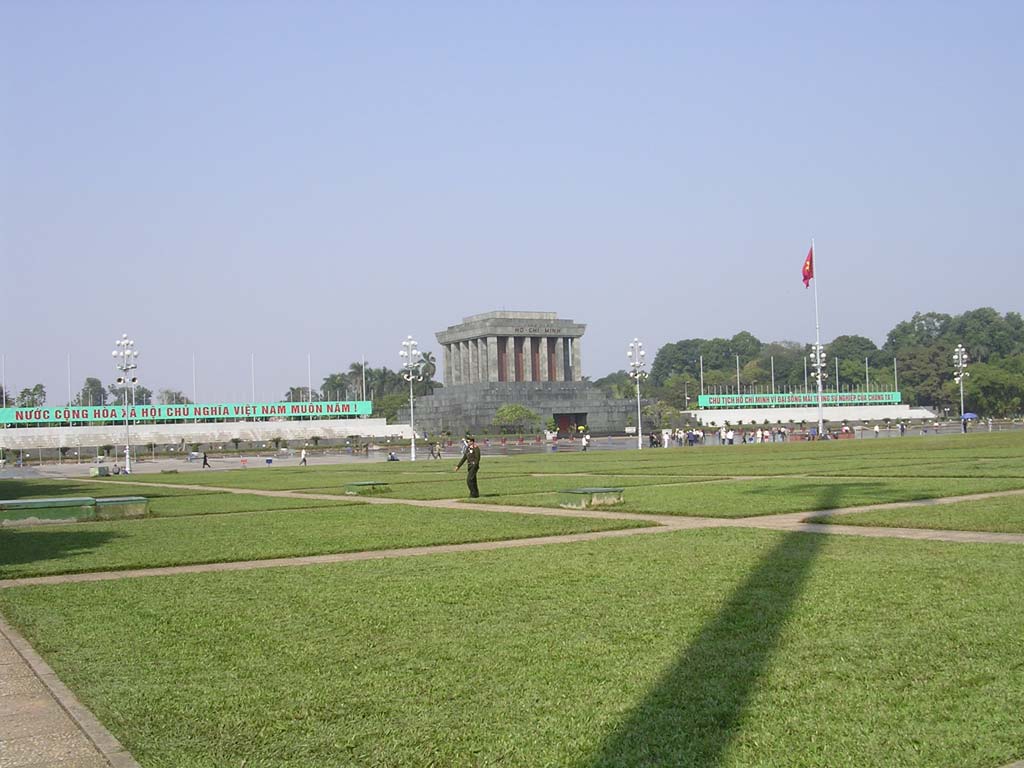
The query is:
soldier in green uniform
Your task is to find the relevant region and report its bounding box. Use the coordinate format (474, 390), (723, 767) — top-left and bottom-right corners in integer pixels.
(454, 435), (481, 498)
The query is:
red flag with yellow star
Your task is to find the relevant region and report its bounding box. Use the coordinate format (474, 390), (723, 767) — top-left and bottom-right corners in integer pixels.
(801, 245), (814, 288)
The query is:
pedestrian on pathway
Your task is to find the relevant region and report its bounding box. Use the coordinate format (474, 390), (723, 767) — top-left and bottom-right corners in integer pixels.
(300, 448), (307, 466)
(454, 435), (481, 498)
(202, 452), (210, 469)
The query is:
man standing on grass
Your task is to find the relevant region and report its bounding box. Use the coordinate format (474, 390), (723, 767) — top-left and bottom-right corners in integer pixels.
(454, 435), (481, 498)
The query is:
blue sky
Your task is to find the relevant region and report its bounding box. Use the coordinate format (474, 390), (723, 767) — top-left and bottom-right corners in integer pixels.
(2, 2), (1021, 403)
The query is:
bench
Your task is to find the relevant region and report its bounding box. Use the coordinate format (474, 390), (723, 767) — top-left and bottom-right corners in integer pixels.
(344, 481), (392, 496)
(0, 496), (150, 526)
(557, 487), (625, 509)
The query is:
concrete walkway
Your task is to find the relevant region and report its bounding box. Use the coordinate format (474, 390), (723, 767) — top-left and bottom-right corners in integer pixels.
(3, 480), (1024, 766)
(0, 616), (139, 767)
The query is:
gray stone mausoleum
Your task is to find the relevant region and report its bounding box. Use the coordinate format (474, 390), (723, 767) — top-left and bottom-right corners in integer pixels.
(400, 311), (633, 436)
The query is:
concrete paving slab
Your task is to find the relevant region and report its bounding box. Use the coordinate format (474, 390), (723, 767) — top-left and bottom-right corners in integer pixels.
(0, 616), (139, 768)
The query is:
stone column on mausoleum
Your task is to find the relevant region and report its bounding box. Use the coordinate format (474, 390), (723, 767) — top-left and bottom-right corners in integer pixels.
(571, 337), (582, 382)
(470, 339), (480, 383)
(450, 343), (461, 385)
(487, 336), (499, 382)
(553, 338), (565, 381)
(538, 336), (549, 381)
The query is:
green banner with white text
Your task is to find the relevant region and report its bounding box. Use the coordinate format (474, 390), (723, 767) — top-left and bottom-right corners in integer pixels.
(697, 392), (901, 408)
(0, 401), (372, 425)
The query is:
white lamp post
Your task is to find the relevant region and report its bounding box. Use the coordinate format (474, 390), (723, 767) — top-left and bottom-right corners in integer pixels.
(627, 338), (647, 450)
(953, 344), (969, 423)
(808, 344), (827, 438)
(400, 335), (424, 461)
(111, 334), (139, 473)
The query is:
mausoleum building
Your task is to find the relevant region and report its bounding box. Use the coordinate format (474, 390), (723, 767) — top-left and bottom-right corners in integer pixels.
(400, 311), (633, 436)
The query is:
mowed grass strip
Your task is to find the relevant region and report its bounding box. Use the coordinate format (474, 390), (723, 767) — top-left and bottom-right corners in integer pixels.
(308, 473), (716, 500)
(0, 478), (358, 519)
(473, 476), (1024, 517)
(0, 478), (209, 499)
(1, 529), (1021, 767)
(810, 494), (1024, 533)
(0, 504), (648, 579)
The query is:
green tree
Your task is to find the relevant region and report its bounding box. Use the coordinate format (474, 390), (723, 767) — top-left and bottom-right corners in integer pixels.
(643, 400), (678, 429)
(375, 392), (408, 423)
(158, 390), (193, 405)
(16, 384), (46, 407)
(73, 377), (106, 406)
(107, 383), (152, 405)
(284, 386), (320, 402)
(884, 311), (951, 352)
(593, 370), (634, 399)
(962, 362), (1022, 417)
(492, 404), (541, 433)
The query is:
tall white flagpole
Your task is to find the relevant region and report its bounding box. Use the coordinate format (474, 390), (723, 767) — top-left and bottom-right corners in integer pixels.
(811, 238), (824, 437)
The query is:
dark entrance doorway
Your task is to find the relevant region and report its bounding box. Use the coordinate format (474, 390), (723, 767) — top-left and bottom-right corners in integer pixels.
(554, 413), (587, 437)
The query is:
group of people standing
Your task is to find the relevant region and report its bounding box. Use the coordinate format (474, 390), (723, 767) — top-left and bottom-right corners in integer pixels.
(716, 426), (788, 445)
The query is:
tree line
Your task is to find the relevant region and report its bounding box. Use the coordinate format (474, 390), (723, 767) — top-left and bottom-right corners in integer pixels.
(5, 309), (1021, 421)
(593, 307), (1024, 418)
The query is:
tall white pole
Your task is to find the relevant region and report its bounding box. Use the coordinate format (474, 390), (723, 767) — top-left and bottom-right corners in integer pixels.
(409, 377), (416, 460)
(804, 357), (808, 391)
(67, 353), (72, 405)
(630, 378), (638, 450)
(811, 238), (824, 437)
(699, 355), (704, 395)
(835, 357), (839, 391)
(250, 353), (256, 403)
(865, 357), (869, 391)
(770, 356), (775, 393)
(735, 355), (741, 393)
(192, 353), (198, 403)
(893, 357), (898, 391)
(307, 353), (312, 402)
(627, 339), (646, 450)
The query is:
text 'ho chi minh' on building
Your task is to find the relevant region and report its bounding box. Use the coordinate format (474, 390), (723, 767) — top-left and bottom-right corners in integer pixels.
(397, 311), (634, 437)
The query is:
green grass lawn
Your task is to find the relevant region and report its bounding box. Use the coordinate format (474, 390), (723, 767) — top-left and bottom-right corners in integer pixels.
(2, 433), (1024, 766)
(0, 504), (649, 579)
(1, 528), (1022, 767)
(471, 476), (1024, 517)
(810, 494), (1024, 533)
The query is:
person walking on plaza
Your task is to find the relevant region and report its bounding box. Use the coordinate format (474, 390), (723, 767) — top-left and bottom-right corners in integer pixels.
(454, 435), (481, 498)
(300, 448), (307, 466)
(202, 452), (210, 469)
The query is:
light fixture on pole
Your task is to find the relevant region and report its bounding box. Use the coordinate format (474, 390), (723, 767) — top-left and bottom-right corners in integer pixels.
(953, 344), (969, 422)
(808, 344), (828, 437)
(111, 334), (139, 474)
(627, 338), (647, 450)
(400, 335), (424, 461)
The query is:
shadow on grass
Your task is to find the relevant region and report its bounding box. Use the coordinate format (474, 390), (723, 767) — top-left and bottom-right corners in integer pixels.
(581, 487), (838, 768)
(0, 528), (124, 577)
